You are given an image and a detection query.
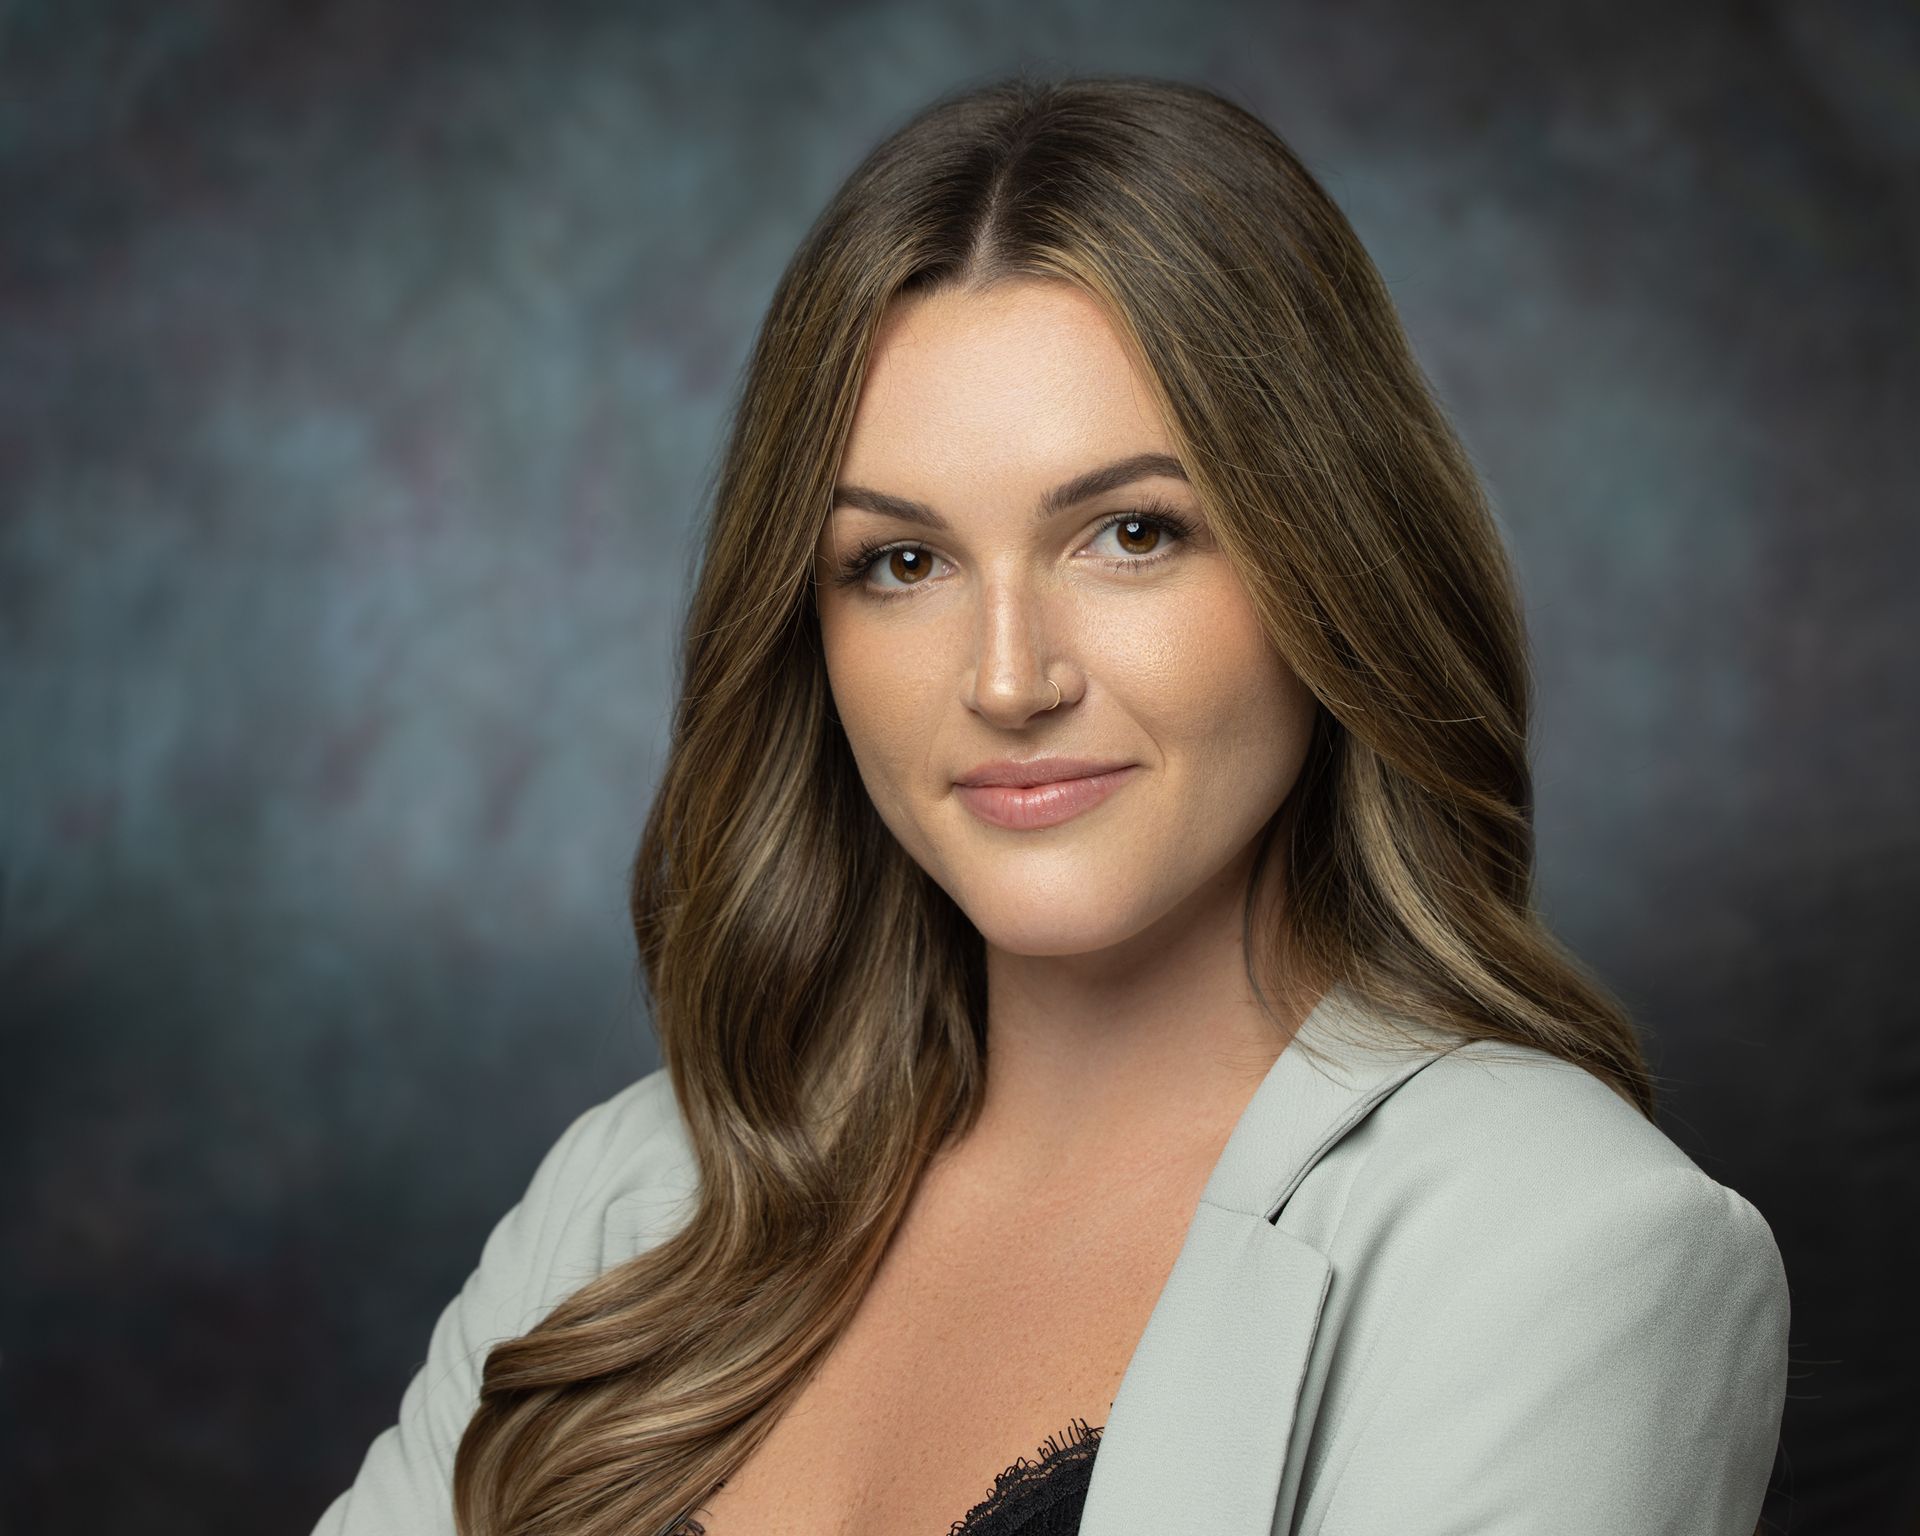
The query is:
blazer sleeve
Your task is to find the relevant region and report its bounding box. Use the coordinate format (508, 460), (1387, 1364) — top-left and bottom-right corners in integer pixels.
(309, 1090), (650, 1536)
(1309, 1163), (1790, 1536)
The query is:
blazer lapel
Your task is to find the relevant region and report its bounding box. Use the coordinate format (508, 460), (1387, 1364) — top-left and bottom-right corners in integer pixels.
(1076, 984), (1462, 1536)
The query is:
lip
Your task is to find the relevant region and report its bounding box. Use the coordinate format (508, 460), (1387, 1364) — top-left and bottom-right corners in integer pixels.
(955, 756), (1135, 788)
(953, 765), (1139, 830)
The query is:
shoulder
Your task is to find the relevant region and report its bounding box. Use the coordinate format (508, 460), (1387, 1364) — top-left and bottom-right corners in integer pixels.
(1304, 1036), (1784, 1275)
(442, 1065), (701, 1346)
(1288, 1035), (1790, 1426)
(517, 1066), (700, 1282)
(308, 1067), (700, 1535)
(1284, 1039), (1791, 1529)
(533, 1065), (691, 1197)
(1361, 1035), (1701, 1187)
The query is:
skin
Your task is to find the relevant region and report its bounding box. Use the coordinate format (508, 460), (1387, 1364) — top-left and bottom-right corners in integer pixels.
(812, 276), (1322, 1205)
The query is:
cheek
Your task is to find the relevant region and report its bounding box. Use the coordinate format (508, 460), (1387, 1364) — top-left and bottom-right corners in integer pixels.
(1216, 611), (1314, 740)
(1125, 582), (1316, 800)
(820, 606), (937, 824)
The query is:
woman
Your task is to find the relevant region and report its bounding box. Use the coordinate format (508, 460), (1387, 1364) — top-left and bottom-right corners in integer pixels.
(314, 72), (1790, 1536)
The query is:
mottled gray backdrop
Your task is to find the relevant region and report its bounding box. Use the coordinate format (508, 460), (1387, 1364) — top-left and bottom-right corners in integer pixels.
(2, 1), (1914, 1531)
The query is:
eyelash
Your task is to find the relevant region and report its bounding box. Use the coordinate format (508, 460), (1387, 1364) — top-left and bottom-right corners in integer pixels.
(828, 497), (1201, 598)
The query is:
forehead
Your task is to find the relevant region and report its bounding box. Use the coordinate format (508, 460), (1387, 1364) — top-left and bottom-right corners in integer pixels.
(837, 279), (1173, 490)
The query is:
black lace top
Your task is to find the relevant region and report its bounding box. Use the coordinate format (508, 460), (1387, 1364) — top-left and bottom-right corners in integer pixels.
(667, 1417), (1104, 1536)
(945, 1417), (1103, 1535)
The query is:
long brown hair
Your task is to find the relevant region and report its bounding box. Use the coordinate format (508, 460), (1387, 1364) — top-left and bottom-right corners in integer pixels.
(451, 69), (1654, 1535)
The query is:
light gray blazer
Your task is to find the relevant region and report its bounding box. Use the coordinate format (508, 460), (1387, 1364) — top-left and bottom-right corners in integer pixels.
(313, 984), (1791, 1535)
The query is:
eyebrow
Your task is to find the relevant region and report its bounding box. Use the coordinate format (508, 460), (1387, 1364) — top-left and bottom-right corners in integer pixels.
(829, 451), (1190, 531)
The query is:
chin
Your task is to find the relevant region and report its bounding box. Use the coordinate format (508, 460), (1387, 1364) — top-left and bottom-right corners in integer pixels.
(956, 888), (1160, 959)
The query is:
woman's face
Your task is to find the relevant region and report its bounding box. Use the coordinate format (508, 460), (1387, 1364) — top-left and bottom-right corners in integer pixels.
(813, 277), (1319, 959)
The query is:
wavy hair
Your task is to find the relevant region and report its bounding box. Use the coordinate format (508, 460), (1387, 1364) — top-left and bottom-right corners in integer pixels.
(451, 69), (1655, 1535)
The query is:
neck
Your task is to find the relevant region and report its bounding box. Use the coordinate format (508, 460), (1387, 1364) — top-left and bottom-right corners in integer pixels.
(954, 850), (1312, 1193)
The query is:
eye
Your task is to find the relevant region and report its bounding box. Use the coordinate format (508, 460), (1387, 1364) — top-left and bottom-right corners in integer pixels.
(1076, 499), (1203, 575)
(1088, 510), (1185, 565)
(833, 541), (946, 592)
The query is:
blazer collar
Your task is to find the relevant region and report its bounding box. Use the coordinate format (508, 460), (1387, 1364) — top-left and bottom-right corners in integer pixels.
(1077, 982), (1465, 1536)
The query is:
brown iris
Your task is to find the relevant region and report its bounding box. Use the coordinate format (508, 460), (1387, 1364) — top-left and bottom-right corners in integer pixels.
(884, 548), (933, 584)
(1112, 517), (1162, 556)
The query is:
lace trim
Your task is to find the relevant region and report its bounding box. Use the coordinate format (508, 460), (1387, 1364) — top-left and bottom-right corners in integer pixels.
(946, 1417), (1104, 1536)
(659, 1416), (1105, 1536)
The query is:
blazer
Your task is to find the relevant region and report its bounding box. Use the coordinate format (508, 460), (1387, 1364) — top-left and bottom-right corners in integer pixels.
(312, 983), (1791, 1535)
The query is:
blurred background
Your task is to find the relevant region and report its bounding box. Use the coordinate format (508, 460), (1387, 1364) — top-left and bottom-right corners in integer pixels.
(2, 1), (1915, 1531)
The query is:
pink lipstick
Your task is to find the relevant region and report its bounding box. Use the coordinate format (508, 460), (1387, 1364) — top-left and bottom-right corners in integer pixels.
(953, 765), (1139, 830)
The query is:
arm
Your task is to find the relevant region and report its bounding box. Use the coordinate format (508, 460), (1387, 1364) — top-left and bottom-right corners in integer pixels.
(309, 1090), (648, 1536)
(1309, 1165), (1790, 1536)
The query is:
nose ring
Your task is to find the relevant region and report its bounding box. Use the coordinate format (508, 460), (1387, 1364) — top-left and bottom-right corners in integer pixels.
(1044, 678), (1061, 711)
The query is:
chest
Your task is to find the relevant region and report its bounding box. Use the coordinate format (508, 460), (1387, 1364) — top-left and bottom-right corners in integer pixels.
(684, 1158), (1210, 1536)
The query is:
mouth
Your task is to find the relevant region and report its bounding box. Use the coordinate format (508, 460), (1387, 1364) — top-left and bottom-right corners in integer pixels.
(952, 765), (1139, 830)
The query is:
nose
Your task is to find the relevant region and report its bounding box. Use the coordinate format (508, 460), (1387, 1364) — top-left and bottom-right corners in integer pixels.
(966, 579), (1069, 725)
